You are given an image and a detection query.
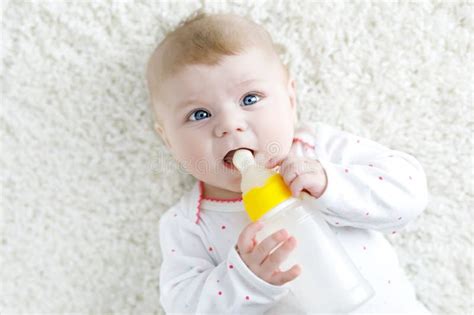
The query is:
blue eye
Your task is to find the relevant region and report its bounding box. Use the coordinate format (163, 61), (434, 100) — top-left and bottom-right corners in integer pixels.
(241, 94), (260, 106)
(189, 109), (211, 121)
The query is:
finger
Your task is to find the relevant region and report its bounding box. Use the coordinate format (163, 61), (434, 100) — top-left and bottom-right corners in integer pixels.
(237, 221), (264, 254)
(280, 160), (300, 186)
(289, 172), (326, 198)
(270, 264), (302, 285)
(280, 158), (315, 186)
(261, 236), (297, 274)
(252, 229), (289, 264)
(278, 155), (298, 175)
(288, 141), (301, 156)
(265, 155), (285, 169)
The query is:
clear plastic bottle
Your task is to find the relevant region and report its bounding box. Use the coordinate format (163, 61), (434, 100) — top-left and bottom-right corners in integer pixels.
(233, 149), (375, 313)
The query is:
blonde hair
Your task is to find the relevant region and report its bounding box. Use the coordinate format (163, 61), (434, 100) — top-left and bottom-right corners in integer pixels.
(146, 10), (288, 125)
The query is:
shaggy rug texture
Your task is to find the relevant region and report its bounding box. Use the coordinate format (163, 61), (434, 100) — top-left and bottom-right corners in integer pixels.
(1, 0), (472, 314)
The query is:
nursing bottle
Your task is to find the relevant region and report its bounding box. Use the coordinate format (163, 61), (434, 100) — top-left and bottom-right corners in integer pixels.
(233, 149), (375, 313)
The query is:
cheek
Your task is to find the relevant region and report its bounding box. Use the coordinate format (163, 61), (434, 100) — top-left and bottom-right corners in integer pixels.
(257, 104), (295, 157)
(168, 131), (213, 173)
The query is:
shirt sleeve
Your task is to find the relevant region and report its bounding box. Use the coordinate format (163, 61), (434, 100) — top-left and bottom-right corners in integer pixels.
(304, 122), (429, 234)
(159, 209), (289, 314)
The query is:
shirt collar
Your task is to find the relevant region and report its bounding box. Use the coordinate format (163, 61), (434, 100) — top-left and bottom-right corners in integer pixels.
(185, 180), (245, 224)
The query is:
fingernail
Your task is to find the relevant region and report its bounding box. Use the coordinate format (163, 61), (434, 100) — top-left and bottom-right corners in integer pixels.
(294, 264), (302, 274)
(291, 237), (298, 247)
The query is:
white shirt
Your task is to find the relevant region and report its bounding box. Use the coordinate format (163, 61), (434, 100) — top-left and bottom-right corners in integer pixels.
(158, 122), (431, 314)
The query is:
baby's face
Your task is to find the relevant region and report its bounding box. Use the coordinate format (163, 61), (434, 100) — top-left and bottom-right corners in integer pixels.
(155, 48), (297, 194)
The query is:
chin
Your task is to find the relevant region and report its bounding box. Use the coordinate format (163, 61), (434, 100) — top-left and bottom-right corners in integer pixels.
(221, 179), (242, 194)
(199, 175), (242, 195)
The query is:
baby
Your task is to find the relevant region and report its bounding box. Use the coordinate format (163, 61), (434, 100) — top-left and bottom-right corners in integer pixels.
(146, 11), (431, 314)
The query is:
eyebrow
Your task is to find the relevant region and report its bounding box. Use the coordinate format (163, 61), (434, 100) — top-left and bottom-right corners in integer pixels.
(174, 78), (264, 112)
(174, 98), (201, 113)
(237, 78), (262, 86)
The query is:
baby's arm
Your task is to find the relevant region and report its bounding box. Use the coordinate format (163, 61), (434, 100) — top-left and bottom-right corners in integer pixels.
(307, 123), (429, 234)
(159, 209), (289, 313)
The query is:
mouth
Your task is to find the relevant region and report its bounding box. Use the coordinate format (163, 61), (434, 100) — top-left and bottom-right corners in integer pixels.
(223, 148), (255, 170)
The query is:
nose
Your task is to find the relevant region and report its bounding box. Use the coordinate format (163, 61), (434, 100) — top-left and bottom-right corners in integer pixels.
(214, 111), (248, 137)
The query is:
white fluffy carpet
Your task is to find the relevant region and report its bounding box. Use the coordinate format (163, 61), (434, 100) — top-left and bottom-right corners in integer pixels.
(1, 1), (472, 314)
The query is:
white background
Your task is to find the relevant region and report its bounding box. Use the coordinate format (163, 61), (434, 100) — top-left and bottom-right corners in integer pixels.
(1, 0), (472, 314)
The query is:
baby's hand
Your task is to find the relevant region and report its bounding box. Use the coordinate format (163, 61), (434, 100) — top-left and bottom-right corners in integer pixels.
(236, 221), (301, 286)
(266, 155), (328, 198)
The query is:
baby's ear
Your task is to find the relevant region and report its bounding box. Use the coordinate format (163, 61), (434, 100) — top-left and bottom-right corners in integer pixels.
(287, 77), (297, 108)
(287, 77), (298, 124)
(154, 122), (172, 149)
